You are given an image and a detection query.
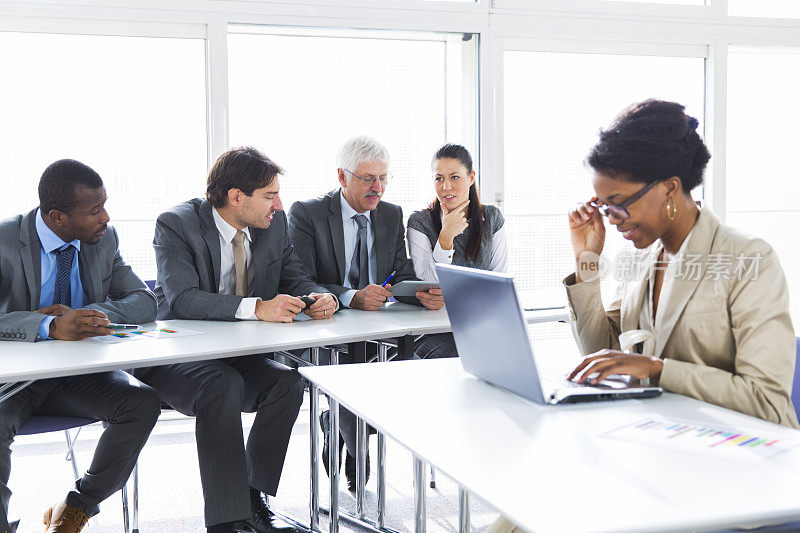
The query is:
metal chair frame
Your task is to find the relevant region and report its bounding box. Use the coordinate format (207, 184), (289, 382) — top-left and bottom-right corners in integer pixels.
(16, 415), (138, 532)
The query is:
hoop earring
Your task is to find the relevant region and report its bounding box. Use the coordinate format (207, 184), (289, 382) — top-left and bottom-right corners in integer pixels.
(666, 197), (677, 221)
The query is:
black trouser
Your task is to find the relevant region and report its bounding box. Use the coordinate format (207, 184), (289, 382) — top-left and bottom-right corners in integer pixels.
(0, 372), (161, 531)
(133, 355), (304, 527)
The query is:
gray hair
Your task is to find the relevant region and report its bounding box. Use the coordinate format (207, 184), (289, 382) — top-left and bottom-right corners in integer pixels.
(337, 136), (391, 175)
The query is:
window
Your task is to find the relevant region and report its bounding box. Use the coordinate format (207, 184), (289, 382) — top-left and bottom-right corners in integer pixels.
(0, 31), (207, 281)
(502, 50), (705, 300)
(728, 1), (800, 19)
(228, 26), (478, 221)
(726, 46), (800, 327)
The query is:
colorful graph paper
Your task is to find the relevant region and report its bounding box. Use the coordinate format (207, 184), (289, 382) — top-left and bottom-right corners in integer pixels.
(602, 416), (799, 460)
(90, 326), (203, 344)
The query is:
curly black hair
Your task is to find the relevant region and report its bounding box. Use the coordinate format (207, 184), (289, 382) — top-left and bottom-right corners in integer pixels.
(39, 159), (104, 215)
(587, 99), (710, 192)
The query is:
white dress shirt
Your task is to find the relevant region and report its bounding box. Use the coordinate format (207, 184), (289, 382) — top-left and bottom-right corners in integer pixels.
(407, 211), (508, 281)
(212, 207), (260, 320)
(339, 191), (378, 307)
(637, 228), (694, 355)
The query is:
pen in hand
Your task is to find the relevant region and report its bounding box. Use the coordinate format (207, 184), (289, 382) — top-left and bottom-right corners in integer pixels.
(381, 270), (396, 288)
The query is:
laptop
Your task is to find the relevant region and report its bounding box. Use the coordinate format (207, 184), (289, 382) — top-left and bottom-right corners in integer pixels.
(436, 263), (663, 405)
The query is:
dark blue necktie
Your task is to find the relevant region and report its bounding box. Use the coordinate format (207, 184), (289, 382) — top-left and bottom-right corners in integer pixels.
(56, 244), (75, 307)
(348, 214), (370, 290)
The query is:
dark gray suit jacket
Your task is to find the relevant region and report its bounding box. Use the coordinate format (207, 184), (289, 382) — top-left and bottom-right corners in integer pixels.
(153, 198), (327, 320)
(287, 189), (420, 306)
(0, 208), (157, 342)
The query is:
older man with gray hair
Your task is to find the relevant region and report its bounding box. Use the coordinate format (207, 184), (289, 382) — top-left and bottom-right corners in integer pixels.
(288, 135), (444, 489)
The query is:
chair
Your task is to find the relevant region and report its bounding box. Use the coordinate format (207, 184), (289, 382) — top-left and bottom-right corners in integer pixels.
(18, 416), (137, 532)
(711, 338), (800, 533)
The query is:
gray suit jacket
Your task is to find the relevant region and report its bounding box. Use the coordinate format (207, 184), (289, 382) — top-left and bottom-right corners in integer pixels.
(0, 208), (157, 342)
(153, 198), (327, 320)
(287, 189), (420, 306)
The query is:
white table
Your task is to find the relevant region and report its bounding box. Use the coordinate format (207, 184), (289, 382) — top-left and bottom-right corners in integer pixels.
(0, 302), (571, 533)
(0, 304), (568, 383)
(300, 353), (800, 533)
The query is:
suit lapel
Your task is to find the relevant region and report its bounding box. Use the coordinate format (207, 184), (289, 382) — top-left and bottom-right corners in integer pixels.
(200, 201), (222, 290)
(653, 209), (718, 357)
(19, 209), (41, 310)
(328, 190), (347, 283)
(371, 207), (388, 279)
(79, 242), (101, 303)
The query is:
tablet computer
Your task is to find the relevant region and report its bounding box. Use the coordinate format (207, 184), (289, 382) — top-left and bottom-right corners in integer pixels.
(389, 281), (440, 297)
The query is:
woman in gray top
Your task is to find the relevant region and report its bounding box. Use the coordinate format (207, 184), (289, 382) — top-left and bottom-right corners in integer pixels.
(407, 144), (507, 280)
(407, 144), (508, 358)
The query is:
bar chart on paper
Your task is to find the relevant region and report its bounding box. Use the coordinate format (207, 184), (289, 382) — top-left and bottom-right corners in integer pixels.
(88, 326), (204, 344)
(603, 417), (800, 460)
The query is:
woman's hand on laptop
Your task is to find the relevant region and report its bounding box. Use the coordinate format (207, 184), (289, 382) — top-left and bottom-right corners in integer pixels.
(567, 349), (664, 385)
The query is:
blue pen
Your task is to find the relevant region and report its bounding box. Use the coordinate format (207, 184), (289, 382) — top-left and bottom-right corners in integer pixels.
(381, 270), (396, 288)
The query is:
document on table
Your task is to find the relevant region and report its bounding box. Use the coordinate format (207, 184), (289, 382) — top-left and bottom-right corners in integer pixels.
(89, 326), (204, 344)
(602, 416), (800, 461)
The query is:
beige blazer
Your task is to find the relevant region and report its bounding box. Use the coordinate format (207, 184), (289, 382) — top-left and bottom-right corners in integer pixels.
(564, 208), (798, 428)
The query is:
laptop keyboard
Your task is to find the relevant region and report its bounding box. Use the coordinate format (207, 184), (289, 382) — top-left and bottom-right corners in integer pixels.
(538, 365), (584, 389)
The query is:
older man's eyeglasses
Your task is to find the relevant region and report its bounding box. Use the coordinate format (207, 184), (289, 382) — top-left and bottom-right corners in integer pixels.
(589, 179), (661, 221)
(344, 168), (393, 186)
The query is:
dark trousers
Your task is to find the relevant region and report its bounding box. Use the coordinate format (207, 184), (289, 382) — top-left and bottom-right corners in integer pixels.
(0, 372), (161, 532)
(413, 333), (459, 360)
(133, 355), (304, 527)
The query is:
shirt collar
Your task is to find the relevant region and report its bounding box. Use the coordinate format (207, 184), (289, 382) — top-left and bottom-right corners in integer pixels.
(212, 207), (251, 244)
(339, 189), (372, 224)
(35, 208), (82, 253)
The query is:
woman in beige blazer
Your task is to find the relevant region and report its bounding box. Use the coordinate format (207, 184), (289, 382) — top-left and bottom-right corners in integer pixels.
(490, 100), (797, 533)
(564, 99), (798, 429)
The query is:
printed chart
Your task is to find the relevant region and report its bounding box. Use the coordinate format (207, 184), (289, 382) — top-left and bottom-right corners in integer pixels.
(89, 326), (203, 344)
(603, 416), (799, 460)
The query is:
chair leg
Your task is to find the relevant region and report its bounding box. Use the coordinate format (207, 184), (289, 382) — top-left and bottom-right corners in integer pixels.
(122, 482), (130, 533)
(430, 464), (436, 489)
(64, 430), (80, 480)
(132, 462), (139, 533)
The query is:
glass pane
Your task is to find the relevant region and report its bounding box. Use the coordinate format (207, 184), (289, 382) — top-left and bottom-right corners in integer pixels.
(0, 32), (208, 281)
(602, 0), (704, 4)
(729, 0), (800, 18)
(228, 26), (477, 221)
(727, 46), (800, 327)
(503, 51), (705, 302)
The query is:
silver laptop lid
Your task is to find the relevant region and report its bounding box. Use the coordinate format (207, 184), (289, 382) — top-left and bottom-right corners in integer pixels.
(437, 263), (662, 405)
(436, 263), (547, 404)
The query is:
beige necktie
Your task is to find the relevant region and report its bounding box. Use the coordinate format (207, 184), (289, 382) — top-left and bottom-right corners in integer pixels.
(232, 230), (248, 296)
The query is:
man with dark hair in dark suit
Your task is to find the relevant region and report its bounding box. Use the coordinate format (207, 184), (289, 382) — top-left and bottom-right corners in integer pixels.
(135, 146), (336, 533)
(0, 159), (161, 533)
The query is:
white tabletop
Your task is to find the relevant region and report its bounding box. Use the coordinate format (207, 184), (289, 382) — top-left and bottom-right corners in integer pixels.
(300, 353), (800, 533)
(0, 303), (569, 383)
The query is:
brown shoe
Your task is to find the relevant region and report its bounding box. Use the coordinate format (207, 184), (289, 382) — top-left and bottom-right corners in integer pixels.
(42, 501), (89, 533)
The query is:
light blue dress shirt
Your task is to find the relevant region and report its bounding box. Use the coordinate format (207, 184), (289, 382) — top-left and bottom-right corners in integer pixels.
(339, 191), (378, 308)
(35, 209), (86, 340)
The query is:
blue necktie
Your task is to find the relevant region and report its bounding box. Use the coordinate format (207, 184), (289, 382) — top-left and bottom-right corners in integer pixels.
(56, 244), (75, 307)
(348, 214), (370, 290)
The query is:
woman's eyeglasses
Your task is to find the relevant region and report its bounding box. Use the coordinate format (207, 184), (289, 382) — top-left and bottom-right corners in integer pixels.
(589, 179), (661, 220)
